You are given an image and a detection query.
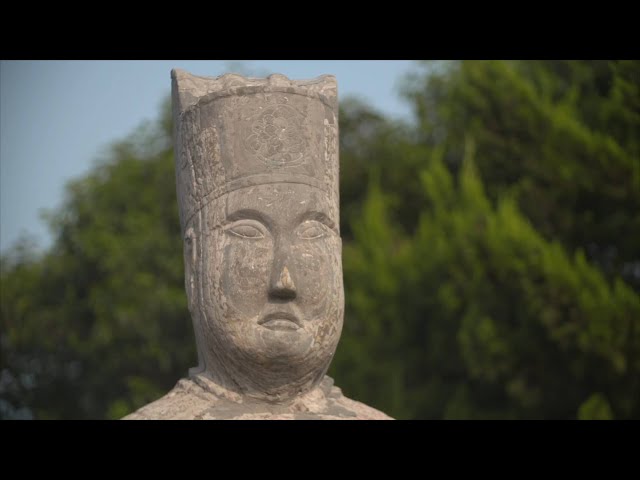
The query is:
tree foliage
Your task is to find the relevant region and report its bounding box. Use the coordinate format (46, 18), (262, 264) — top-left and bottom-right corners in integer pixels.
(331, 141), (640, 419)
(401, 61), (640, 289)
(1, 101), (194, 419)
(2, 61), (639, 419)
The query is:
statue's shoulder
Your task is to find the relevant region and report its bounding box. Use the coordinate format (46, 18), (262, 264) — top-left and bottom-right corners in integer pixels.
(122, 377), (220, 420)
(324, 381), (394, 420)
(330, 394), (394, 420)
(122, 375), (393, 420)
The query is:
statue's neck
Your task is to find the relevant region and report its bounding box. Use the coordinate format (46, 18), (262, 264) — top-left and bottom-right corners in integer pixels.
(194, 343), (332, 403)
(189, 371), (244, 403)
(189, 370), (333, 406)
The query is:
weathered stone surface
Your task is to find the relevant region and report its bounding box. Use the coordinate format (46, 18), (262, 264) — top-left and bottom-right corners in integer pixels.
(123, 70), (392, 420)
(123, 374), (391, 420)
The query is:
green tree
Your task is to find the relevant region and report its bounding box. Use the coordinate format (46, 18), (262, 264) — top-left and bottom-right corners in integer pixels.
(329, 61), (640, 419)
(331, 141), (640, 419)
(1, 100), (195, 419)
(401, 61), (640, 290)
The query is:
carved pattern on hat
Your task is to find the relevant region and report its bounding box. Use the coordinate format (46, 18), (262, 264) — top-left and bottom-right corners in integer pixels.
(243, 102), (308, 170)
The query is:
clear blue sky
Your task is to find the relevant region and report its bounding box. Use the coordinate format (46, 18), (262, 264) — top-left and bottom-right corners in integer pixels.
(0, 60), (417, 253)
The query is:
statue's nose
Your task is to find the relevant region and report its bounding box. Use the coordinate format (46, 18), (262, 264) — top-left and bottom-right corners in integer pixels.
(269, 265), (297, 300)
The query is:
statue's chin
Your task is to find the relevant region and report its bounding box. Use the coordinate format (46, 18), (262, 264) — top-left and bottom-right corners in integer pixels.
(253, 327), (315, 362)
(208, 318), (318, 364)
(198, 316), (337, 400)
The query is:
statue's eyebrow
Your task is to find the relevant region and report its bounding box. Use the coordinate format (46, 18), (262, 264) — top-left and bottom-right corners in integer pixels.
(298, 211), (338, 234)
(224, 209), (273, 230)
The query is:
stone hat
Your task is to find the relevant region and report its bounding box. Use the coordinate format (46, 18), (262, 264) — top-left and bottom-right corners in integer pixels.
(171, 69), (339, 232)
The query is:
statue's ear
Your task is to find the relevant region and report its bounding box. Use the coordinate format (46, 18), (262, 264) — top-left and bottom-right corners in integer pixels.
(184, 226), (197, 312)
(184, 225), (207, 376)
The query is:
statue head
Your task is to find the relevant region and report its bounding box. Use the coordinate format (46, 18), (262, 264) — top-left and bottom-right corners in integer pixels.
(171, 70), (343, 402)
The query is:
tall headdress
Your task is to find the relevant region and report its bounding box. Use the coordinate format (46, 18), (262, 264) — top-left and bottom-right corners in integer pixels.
(171, 69), (339, 232)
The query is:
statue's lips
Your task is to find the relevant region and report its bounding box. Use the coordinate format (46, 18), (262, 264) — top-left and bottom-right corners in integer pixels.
(258, 312), (301, 331)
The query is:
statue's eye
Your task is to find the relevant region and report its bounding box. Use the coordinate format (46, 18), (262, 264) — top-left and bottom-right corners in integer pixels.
(227, 224), (264, 239)
(298, 222), (327, 239)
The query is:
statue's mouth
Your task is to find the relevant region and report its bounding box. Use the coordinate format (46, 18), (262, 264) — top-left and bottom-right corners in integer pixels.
(258, 311), (301, 331)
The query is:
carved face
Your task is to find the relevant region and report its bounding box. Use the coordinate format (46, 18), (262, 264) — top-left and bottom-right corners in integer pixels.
(186, 182), (344, 399)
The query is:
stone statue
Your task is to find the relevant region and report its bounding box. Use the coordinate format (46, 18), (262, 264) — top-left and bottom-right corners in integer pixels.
(123, 70), (392, 420)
